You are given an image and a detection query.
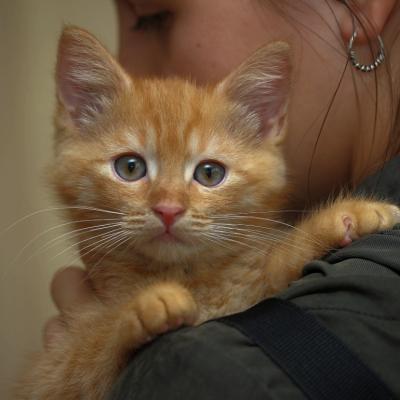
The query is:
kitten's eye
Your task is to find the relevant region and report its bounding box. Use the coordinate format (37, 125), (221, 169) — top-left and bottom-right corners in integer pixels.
(194, 162), (226, 187)
(114, 155), (147, 182)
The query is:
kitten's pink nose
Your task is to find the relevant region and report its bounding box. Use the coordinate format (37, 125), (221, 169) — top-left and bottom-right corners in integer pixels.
(152, 204), (185, 228)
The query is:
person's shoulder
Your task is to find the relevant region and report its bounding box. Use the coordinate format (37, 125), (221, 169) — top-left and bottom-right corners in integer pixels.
(109, 321), (305, 400)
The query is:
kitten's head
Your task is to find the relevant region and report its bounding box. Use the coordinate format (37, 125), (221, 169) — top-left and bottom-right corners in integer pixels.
(52, 27), (291, 266)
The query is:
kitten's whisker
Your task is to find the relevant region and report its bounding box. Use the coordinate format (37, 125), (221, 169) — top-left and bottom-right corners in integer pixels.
(84, 234), (133, 285)
(0, 206), (125, 238)
(63, 230), (130, 271)
(203, 231), (266, 255)
(90, 234), (132, 271)
(212, 215), (318, 240)
(104, 231), (130, 249)
(212, 209), (310, 217)
(212, 223), (332, 258)
(38, 222), (124, 250)
(48, 227), (124, 264)
(0, 224), (124, 284)
(212, 215), (296, 227)
(209, 228), (286, 250)
(210, 223), (323, 250)
(209, 224), (290, 245)
(210, 227), (283, 244)
(124, 215), (146, 222)
(209, 228), (312, 254)
(199, 233), (237, 253)
(67, 205), (126, 215)
(210, 221), (324, 248)
(13, 221), (124, 267)
(116, 235), (137, 257)
(210, 224), (286, 238)
(65, 232), (126, 267)
(78, 230), (128, 260)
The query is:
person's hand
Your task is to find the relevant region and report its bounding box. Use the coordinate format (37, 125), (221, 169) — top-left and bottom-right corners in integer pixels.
(43, 266), (96, 348)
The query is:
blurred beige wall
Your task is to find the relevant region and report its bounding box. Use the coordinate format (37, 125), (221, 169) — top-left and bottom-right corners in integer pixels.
(0, 1), (117, 398)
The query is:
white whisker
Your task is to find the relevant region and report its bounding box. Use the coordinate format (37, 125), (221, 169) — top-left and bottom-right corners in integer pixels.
(198, 232), (238, 253)
(209, 222), (323, 249)
(89, 234), (132, 273)
(0, 206), (125, 238)
(210, 220), (324, 248)
(212, 209), (309, 217)
(210, 224), (285, 239)
(61, 230), (130, 273)
(212, 215), (296, 228)
(203, 231), (266, 255)
(210, 227), (283, 244)
(209, 228), (309, 253)
(48, 227), (125, 264)
(84, 234), (133, 283)
(77, 230), (128, 260)
(12, 220), (123, 267)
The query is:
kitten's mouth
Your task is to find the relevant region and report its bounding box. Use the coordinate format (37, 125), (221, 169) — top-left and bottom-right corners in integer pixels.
(159, 232), (180, 242)
(153, 230), (185, 244)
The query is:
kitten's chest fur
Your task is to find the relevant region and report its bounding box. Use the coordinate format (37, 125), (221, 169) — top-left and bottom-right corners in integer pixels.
(89, 249), (273, 323)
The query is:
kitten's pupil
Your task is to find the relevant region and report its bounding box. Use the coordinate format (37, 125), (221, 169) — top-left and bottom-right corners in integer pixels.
(127, 160), (136, 173)
(204, 166), (213, 179)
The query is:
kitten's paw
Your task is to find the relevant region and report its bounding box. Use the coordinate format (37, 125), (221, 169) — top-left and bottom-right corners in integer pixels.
(134, 282), (198, 339)
(332, 200), (400, 247)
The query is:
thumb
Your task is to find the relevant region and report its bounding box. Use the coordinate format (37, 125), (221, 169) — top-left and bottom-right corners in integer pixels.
(51, 266), (96, 312)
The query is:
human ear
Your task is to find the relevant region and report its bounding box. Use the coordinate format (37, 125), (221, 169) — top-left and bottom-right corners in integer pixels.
(335, 0), (396, 43)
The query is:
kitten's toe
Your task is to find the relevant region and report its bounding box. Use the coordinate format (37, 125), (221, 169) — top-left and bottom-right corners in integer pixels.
(135, 282), (198, 337)
(356, 202), (400, 234)
(388, 205), (400, 225)
(339, 216), (355, 247)
(334, 201), (400, 247)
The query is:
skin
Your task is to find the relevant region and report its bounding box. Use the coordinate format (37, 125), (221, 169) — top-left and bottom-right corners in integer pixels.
(45, 0), (400, 344)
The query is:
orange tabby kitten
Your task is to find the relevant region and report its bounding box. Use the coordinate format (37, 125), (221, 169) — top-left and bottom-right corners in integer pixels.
(17, 27), (400, 400)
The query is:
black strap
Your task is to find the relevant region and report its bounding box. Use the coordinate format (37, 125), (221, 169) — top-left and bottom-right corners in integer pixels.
(219, 298), (395, 400)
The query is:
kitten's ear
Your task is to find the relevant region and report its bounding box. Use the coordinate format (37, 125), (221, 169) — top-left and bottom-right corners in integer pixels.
(56, 26), (131, 129)
(217, 42), (291, 143)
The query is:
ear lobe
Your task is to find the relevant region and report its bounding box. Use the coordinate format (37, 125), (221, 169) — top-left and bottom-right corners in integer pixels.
(217, 42), (292, 142)
(336, 0), (396, 44)
(56, 26), (131, 129)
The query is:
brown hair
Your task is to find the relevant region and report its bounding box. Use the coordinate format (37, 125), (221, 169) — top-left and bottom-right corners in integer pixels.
(261, 0), (400, 200)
